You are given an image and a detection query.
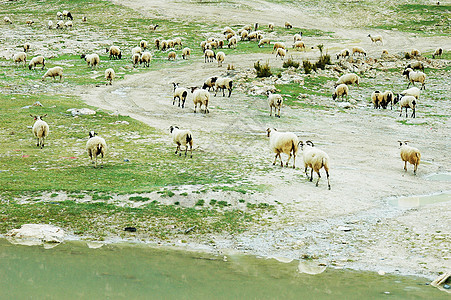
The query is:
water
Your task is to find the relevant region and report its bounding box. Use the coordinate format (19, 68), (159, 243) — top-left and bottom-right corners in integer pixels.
(0, 239), (447, 299)
(389, 191), (451, 208)
(425, 172), (451, 182)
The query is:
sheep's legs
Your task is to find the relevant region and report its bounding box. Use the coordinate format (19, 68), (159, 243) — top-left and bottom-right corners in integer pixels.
(326, 170), (331, 190)
(414, 164), (417, 175)
(270, 107), (272, 116)
(273, 153), (283, 167)
(310, 169), (314, 182)
(315, 171), (321, 186)
(285, 153), (295, 168)
(411, 107), (415, 118)
(228, 89), (232, 97)
(277, 108), (281, 118)
(404, 161), (407, 172)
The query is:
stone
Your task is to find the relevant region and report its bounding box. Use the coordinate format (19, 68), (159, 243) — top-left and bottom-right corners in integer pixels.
(6, 224), (65, 246)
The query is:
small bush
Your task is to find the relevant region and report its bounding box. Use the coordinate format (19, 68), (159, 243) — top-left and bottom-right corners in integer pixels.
(315, 54), (331, 70)
(303, 60), (313, 74)
(209, 199), (217, 206)
(283, 57), (300, 69)
(254, 60), (272, 77)
(129, 196), (150, 202)
(217, 200), (229, 208)
(195, 199), (204, 206)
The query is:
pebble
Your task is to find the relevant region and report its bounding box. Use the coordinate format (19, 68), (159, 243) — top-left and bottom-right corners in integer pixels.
(444, 284), (450, 289)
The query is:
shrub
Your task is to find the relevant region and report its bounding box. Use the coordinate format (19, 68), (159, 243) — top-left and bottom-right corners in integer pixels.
(283, 57), (300, 69)
(303, 60), (313, 74)
(195, 199), (204, 206)
(404, 52), (411, 59)
(254, 60), (272, 77)
(315, 54), (331, 70)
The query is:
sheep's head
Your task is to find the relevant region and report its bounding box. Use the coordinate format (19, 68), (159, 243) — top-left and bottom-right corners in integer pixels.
(169, 126), (178, 133)
(80, 54), (86, 60)
(306, 141), (315, 147)
(189, 86), (198, 93)
(332, 92), (337, 100)
(299, 141), (304, 150)
(89, 131), (97, 138)
(393, 94), (401, 105)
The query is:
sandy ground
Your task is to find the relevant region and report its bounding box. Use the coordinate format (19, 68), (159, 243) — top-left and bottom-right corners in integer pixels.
(76, 0), (451, 280)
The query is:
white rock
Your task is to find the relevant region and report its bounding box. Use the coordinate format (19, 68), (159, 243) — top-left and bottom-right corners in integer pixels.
(298, 260), (327, 275)
(67, 108), (96, 116)
(6, 224), (65, 246)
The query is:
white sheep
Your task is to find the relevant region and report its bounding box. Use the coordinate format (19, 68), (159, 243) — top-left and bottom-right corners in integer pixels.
(132, 53), (141, 67)
(48, 20), (53, 29)
(332, 84), (349, 101)
(410, 49), (421, 57)
(293, 41), (306, 51)
(336, 49), (350, 60)
(202, 76), (218, 91)
(368, 34), (383, 45)
(248, 31), (262, 41)
(395, 95), (417, 118)
(23, 43), (30, 52)
(204, 49), (215, 62)
(62, 10), (73, 20)
(140, 40), (147, 49)
(132, 46), (142, 56)
(399, 87), (421, 99)
(106, 46), (122, 59)
(26, 20), (35, 26)
(172, 83), (188, 108)
(81, 53), (100, 69)
(268, 93), (283, 117)
(432, 47), (443, 59)
(285, 21), (293, 29)
(64, 21), (73, 29)
(258, 38), (270, 48)
(168, 51), (176, 61)
(299, 141), (331, 189)
(371, 90), (383, 109)
(381, 90), (394, 109)
(352, 46), (366, 57)
(28, 56), (45, 70)
(402, 68), (426, 90)
(272, 42), (286, 53)
(56, 12), (63, 20)
(105, 68), (115, 85)
(268, 23), (274, 31)
(174, 37), (182, 49)
(154, 38), (161, 50)
(224, 32), (234, 41)
(4, 16), (12, 24)
(398, 141), (421, 175)
(13, 52), (27, 67)
(86, 131), (107, 168)
(293, 33), (302, 42)
(169, 126), (193, 158)
(266, 128), (299, 168)
(214, 77), (233, 97)
(140, 51), (152, 67)
(56, 20), (64, 29)
(216, 51), (225, 67)
(228, 36), (238, 48)
(406, 61), (424, 72)
(275, 48), (286, 59)
(335, 73), (360, 87)
(30, 114), (49, 149)
(223, 26), (235, 35)
(182, 47), (191, 59)
(42, 66), (63, 81)
(190, 87), (210, 113)
(149, 24), (159, 31)
(167, 40), (175, 49)
(82, 16), (87, 22)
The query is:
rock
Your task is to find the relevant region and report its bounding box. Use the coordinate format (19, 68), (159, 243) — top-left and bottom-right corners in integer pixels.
(337, 226), (352, 231)
(269, 256), (294, 263)
(378, 270), (386, 275)
(336, 102), (354, 109)
(298, 260), (327, 275)
(67, 108), (96, 116)
(6, 224), (65, 246)
(87, 242), (104, 249)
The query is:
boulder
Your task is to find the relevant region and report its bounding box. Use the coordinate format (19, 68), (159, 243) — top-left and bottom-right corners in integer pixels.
(6, 224), (65, 247)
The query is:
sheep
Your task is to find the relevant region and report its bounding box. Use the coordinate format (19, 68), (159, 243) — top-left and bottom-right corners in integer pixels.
(432, 47), (443, 59)
(218, 40), (224, 48)
(174, 37), (183, 49)
(132, 53), (141, 67)
(248, 31), (262, 41)
(204, 49), (215, 63)
(381, 90), (394, 109)
(268, 93), (283, 117)
(63, 10), (73, 20)
(285, 21), (293, 29)
(368, 34), (383, 45)
(402, 68), (426, 90)
(105, 68), (115, 85)
(13, 52), (27, 66)
(190, 87), (210, 113)
(42, 66), (63, 81)
(202, 76), (218, 91)
(26, 20), (34, 26)
(336, 49), (350, 60)
(266, 128), (299, 168)
(352, 46), (366, 57)
(82, 16), (87, 22)
(28, 56), (45, 70)
(168, 51), (176, 61)
(172, 83), (188, 108)
(140, 51), (152, 67)
(208, 40), (218, 49)
(371, 90), (383, 109)
(56, 12), (63, 20)
(154, 38), (161, 50)
(398, 141), (421, 175)
(149, 24), (159, 31)
(216, 51), (225, 67)
(394, 95), (417, 118)
(214, 77), (233, 97)
(56, 20), (64, 29)
(23, 43), (30, 52)
(86, 131), (107, 168)
(258, 38), (270, 48)
(332, 84), (349, 101)
(293, 33), (302, 42)
(181, 47), (191, 59)
(406, 61), (424, 72)
(223, 26), (235, 35)
(106, 46), (122, 59)
(275, 48), (287, 59)
(399, 87), (421, 99)
(228, 36), (238, 48)
(30, 114), (49, 149)
(268, 23), (274, 31)
(132, 46), (142, 56)
(381, 49), (389, 56)
(224, 32), (234, 41)
(48, 20), (53, 29)
(169, 126), (193, 158)
(64, 21), (73, 29)
(299, 141), (331, 189)
(140, 40), (147, 50)
(4, 16), (12, 24)
(272, 42), (286, 53)
(241, 29), (249, 41)
(167, 40), (175, 49)
(293, 41), (306, 51)
(81, 53), (100, 69)
(410, 49), (421, 57)
(335, 73), (360, 87)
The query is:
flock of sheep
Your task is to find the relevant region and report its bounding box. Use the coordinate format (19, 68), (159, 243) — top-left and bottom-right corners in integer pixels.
(6, 8), (443, 186)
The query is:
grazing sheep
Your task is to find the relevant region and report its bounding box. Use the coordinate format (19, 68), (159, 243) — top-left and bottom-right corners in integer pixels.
(402, 68), (426, 90)
(170, 126), (193, 158)
(48, 20), (53, 29)
(272, 42), (286, 53)
(268, 93), (283, 117)
(28, 56), (45, 70)
(13, 52), (27, 66)
(243, 24), (252, 31)
(368, 34), (383, 45)
(285, 21), (293, 29)
(106, 46), (122, 59)
(406, 61), (424, 72)
(26, 20), (34, 26)
(381, 90), (394, 109)
(299, 141), (331, 189)
(132, 46), (142, 56)
(56, 20), (64, 29)
(81, 53), (100, 69)
(172, 83), (188, 108)
(248, 31), (262, 41)
(63, 11), (73, 20)
(154, 38), (161, 50)
(241, 29), (249, 40)
(432, 47), (443, 59)
(204, 49), (215, 62)
(275, 48), (287, 59)
(293, 33), (302, 42)
(335, 73), (360, 87)
(214, 77), (233, 97)
(381, 49), (389, 57)
(30, 114), (49, 149)
(228, 36), (238, 48)
(4, 16), (12, 24)
(82, 16), (87, 22)
(336, 49), (350, 60)
(268, 23), (274, 31)
(132, 53), (141, 67)
(371, 90), (383, 109)
(258, 38), (270, 48)
(293, 41), (306, 51)
(395, 94), (417, 118)
(398, 141), (421, 175)
(399, 87), (421, 99)
(140, 40), (147, 50)
(266, 128), (299, 168)
(202, 76), (218, 91)
(352, 46), (366, 57)
(167, 40), (175, 49)
(86, 131), (107, 168)
(181, 47), (191, 59)
(223, 26), (235, 35)
(140, 51), (152, 67)
(174, 37), (182, 49)
(332, 84), (349, 101)
(56, 12), (63, 20)
(105, 68), (115, 85)
(42, 66), (63, 81)
(216, 51), (225, 67)
(23, 42), (30, 52)
(64, 21), (73, 29)
(224, 32), (234, 40)
(218, 40), (224, 48)
(410, 49), (421, 57)
(168, 51), (176, 61)
(190, 87), (210, 113)
(149, 24), (159, 31)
